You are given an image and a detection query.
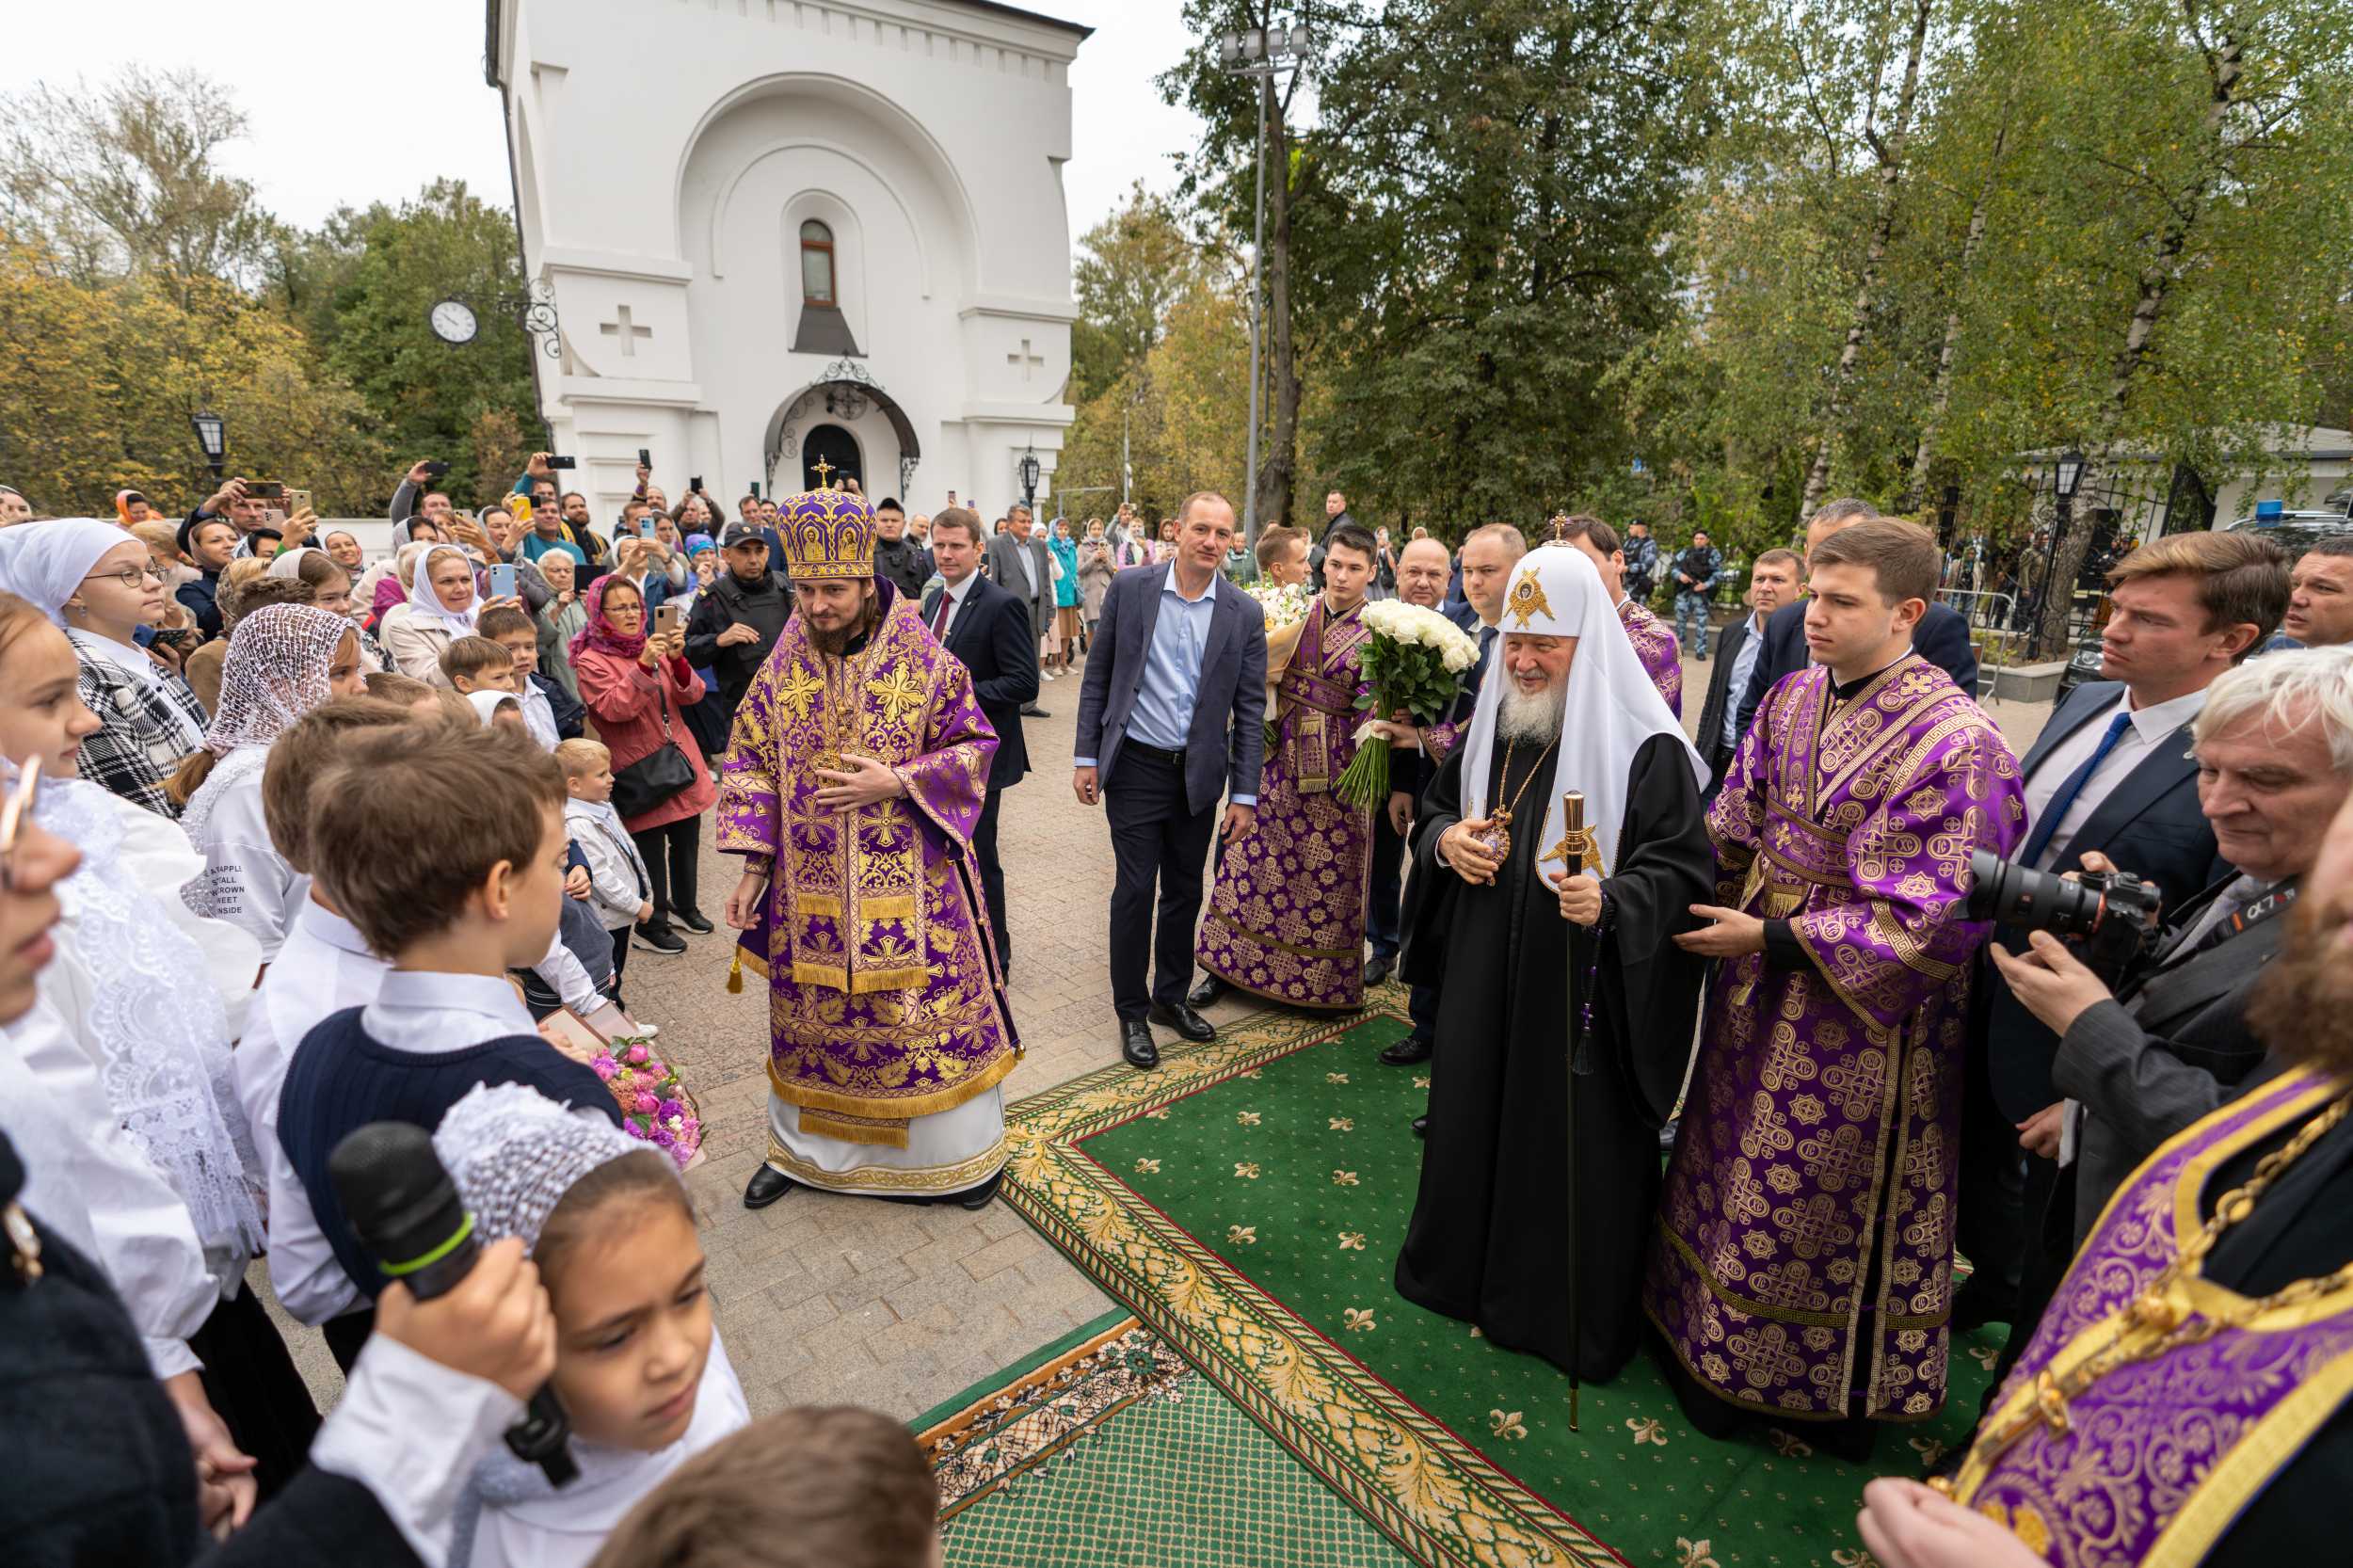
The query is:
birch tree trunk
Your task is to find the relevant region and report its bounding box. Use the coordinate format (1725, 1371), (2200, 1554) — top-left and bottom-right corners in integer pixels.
(1904, 123), (2006, 510)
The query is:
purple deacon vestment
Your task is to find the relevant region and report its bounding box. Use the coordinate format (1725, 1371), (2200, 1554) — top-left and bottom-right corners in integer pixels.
(714, 591), (1017, 1144)
(1948, 1065), (2353, 1565)
(1645, 653), (2025, 1421)
(1196, 598), (1375, 1009)
(1619, 597), (1682, 718)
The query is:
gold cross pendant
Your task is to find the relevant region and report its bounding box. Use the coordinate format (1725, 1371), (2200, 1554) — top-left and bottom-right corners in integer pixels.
(811, 456), (835, 488)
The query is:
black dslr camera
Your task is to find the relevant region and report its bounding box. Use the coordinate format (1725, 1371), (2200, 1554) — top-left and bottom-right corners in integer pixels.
(1964, 848), (2165, 984)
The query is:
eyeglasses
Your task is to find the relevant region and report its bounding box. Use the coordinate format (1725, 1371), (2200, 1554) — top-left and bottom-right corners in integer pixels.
(82, 564), (166, 589)
(0, 758), (43, 894)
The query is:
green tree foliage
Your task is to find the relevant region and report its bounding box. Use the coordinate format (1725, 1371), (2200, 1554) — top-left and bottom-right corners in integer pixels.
(1070, 182), (1204, 404)
(1058, 280), (1256, 521)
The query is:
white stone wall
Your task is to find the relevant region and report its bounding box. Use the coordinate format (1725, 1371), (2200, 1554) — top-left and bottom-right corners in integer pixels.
(492, 0), (1082, 522)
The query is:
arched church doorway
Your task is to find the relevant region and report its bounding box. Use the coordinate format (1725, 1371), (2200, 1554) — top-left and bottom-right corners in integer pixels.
(802, 424), (862, 490)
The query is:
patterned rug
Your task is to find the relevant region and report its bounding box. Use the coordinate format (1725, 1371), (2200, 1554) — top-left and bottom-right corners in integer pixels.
(990, 991), (2009, 1568)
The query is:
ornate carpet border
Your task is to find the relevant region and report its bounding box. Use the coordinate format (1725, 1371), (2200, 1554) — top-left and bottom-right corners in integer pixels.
(1000, 995), (1627, 1568)
(920, 1313), (1194, 1521)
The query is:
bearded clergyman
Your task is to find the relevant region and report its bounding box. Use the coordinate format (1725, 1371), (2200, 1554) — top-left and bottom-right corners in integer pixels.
(718, 482), (1017, 1211)
(1394, 542), (1714, 1384)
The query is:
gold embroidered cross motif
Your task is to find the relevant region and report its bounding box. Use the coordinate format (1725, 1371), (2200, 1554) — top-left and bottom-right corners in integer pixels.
(776, 663), (824, 723)
(1507, 570), (1553, 630)
(810, 456), (835, 488)
(865, 664), (929, 728)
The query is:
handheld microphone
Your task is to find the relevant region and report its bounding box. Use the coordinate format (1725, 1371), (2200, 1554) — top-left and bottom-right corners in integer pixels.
(328, 1122), (580, 1487)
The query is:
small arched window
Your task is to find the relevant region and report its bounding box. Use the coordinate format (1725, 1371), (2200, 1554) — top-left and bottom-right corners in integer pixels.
(800, 220), (836, 307)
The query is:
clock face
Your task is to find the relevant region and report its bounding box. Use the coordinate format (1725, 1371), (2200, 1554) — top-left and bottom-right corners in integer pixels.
(430, 299), (479, 344)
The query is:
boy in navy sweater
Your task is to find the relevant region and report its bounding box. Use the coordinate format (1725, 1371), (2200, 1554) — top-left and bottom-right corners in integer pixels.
(277, 722), (619, 1337)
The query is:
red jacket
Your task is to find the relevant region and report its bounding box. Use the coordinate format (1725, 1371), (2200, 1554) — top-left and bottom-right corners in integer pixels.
(573, 646), (714, 832)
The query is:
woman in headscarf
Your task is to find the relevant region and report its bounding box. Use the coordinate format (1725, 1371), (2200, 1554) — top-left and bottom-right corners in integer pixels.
(571, 574), (714, 955)
(0, 518), (209, 818)
(319, 527), (366, 578)
(364, 537), (428, 628)
(0, 589), (322, 1494)
(172, 603), (368, 961)
(378, 540), (484, 684)
(271, 546), (392, 674)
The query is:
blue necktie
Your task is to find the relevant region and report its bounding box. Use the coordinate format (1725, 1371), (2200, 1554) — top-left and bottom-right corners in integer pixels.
(2021, 709), (2134, 868)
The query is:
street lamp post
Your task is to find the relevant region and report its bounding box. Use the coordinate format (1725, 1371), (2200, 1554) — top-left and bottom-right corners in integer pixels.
(189, 409), (227, 482)
(1218, 21), (1313, 549)
(1019, 446), (1041, 517)
(2038, 448), (2087, 658)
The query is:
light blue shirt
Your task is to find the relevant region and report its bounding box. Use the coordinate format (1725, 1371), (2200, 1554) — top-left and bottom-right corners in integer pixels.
(1077, 564), (1255, 806)
(1721, 610), (1768, 750)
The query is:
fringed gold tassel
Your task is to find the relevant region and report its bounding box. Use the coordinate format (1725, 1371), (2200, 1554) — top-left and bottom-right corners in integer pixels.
(727, 947), (744, 994)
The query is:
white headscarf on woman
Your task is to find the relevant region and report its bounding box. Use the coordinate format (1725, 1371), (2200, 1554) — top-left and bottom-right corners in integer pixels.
(405, 541), (483, 639)
(1457, 543), (1705, 880)
(0, 517), (136, 625)
(265, 544), (328, 583)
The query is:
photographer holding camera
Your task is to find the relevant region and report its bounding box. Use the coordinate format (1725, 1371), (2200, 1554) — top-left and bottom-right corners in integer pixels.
(1960, 532), (2289, 1352)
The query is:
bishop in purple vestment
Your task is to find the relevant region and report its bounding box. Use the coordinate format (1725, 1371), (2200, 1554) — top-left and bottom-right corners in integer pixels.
(718, 485), (1017, 1209)
(1647, 520), (2024, 1445)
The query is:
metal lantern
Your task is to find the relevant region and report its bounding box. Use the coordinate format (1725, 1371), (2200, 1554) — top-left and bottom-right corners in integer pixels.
(189, 410), (227, 480)
(1018, 450), (1042, 499)
(2055, 449), (2087, 501)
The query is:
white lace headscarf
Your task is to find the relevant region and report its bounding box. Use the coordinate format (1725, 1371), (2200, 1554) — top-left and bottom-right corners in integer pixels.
(0, 517), (136, 625)
(32, 768), (264, 1259)
(406, 541), (483, 639)
(202, 603), (354, 758)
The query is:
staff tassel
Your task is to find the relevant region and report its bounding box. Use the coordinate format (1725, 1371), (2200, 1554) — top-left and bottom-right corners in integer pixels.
(1543, 790), (1593, 1432)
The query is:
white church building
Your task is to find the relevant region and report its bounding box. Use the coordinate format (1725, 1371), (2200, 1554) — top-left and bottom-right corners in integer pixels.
(487, 0), (1086, 517)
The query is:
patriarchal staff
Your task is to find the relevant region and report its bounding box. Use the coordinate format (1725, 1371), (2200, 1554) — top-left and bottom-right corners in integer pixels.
(1394, 542), (1714, 1386)
(718, 478), (1018, 1213)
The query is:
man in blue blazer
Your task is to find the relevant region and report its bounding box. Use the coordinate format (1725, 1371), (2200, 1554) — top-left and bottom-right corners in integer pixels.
(922, 508), (1039, 975)
(1734, 499), (1980, 742)
(1958, 530), (2287, 1350)
(1075, 492), (1268, 1069)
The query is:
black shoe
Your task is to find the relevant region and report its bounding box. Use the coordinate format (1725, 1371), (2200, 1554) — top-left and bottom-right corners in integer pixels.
(1021, 704), (1050, 719)
(1147, 1000), (1216, 1042)
(1364, 953), (1394, 987)
(1411, 1113), (1429, 1139)
(633, 921), (688, 955)
(952, 1170), (1006, 1210)
(1186, 974), (1226, 1008)
(744, 1164), (798, 1208)
(1380, 1034), (1433, 1066)
(1121, 1020), (1160, 1070)
(672, 907), (714, 936)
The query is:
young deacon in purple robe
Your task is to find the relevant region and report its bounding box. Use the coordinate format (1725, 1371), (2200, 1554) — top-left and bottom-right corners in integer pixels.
(1393, 543), (1714, 1384)
(1191, 521), (1381, 1011)
(717, 482), (1017, 1212)
(1647, 518), (2025, 1461)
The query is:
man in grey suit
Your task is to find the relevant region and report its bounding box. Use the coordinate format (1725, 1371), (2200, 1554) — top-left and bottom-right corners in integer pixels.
(985, 504), (1055, 720)
(1074, 490), (1268, 1069)
(1993, 645), (2351, 1253)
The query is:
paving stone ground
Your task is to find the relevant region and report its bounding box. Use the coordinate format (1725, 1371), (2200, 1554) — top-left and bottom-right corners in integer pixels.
(271, 627), (2054, 1423)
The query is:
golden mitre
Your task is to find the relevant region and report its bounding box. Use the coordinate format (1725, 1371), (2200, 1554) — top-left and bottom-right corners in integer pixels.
(777, 472), (874, 581)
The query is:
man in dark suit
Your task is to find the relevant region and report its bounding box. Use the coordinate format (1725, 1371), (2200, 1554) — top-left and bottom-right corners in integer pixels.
(1959, 530), (2289, 1348)
(922, 507), (1037, 975)
(1362, 536), (1459, 986)
(1692, 547), (1801, 796)
(1987, 646), (2346, 1356)
(1075, 490), (1268, 1069)
(984, 505), (1055, 719)
(1734, 499), (1980, 742)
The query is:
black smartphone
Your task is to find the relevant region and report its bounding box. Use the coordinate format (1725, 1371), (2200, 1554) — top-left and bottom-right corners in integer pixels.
(548, 455), (577, 470)
(638, 447), (651, 469)
(247, 481), (285, 500)
(750, 481), (761, 500)
(690, 474), (704, 493)
(423, 460), (451, 478)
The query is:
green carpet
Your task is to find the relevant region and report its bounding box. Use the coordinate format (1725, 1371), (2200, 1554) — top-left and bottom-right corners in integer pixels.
(996, 993), (2007, 1568)
(921, 1311), (1417, 1567)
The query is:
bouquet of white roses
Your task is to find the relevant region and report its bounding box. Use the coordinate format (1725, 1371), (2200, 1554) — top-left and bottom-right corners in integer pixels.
(1250, 582), (1314, 743)
(1333, 600), (1481, 809)
(1247, 581), (1311, 630)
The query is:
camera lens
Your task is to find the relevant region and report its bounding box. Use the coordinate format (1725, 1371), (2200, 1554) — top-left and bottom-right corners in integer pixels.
(1964, 848), (2106, 937)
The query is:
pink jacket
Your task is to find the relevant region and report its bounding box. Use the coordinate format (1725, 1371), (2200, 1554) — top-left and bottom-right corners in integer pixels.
(573, 646), (715, 832)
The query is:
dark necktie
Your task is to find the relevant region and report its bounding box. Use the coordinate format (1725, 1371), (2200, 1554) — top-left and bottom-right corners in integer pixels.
(2021, 709), (2134, 868)
(931, 588), (953, 640)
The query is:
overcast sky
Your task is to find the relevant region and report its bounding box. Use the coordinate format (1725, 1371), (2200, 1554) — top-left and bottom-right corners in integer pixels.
(2, 0), (1204, 251)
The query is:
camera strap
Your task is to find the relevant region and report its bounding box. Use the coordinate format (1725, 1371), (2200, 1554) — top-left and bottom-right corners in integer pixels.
(2170, 878), (2297, 966)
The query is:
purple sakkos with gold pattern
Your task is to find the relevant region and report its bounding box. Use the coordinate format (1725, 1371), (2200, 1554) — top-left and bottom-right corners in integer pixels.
(1195, 598), (1375, 1009)
(1947, 1066), (2353, 1565)
(1643, 654), (2025, 1422)
(1619, 597), (1682, 718)
(715, 562), (1016, 1146)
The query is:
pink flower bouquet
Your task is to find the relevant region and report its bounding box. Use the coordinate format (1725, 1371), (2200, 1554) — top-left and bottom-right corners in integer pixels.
(590, 1036), (706, 1172)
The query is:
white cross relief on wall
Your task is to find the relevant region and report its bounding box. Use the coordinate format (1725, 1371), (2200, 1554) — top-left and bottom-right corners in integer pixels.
(1007, 338), (1046, 382)
(600, 305), (654, 358)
